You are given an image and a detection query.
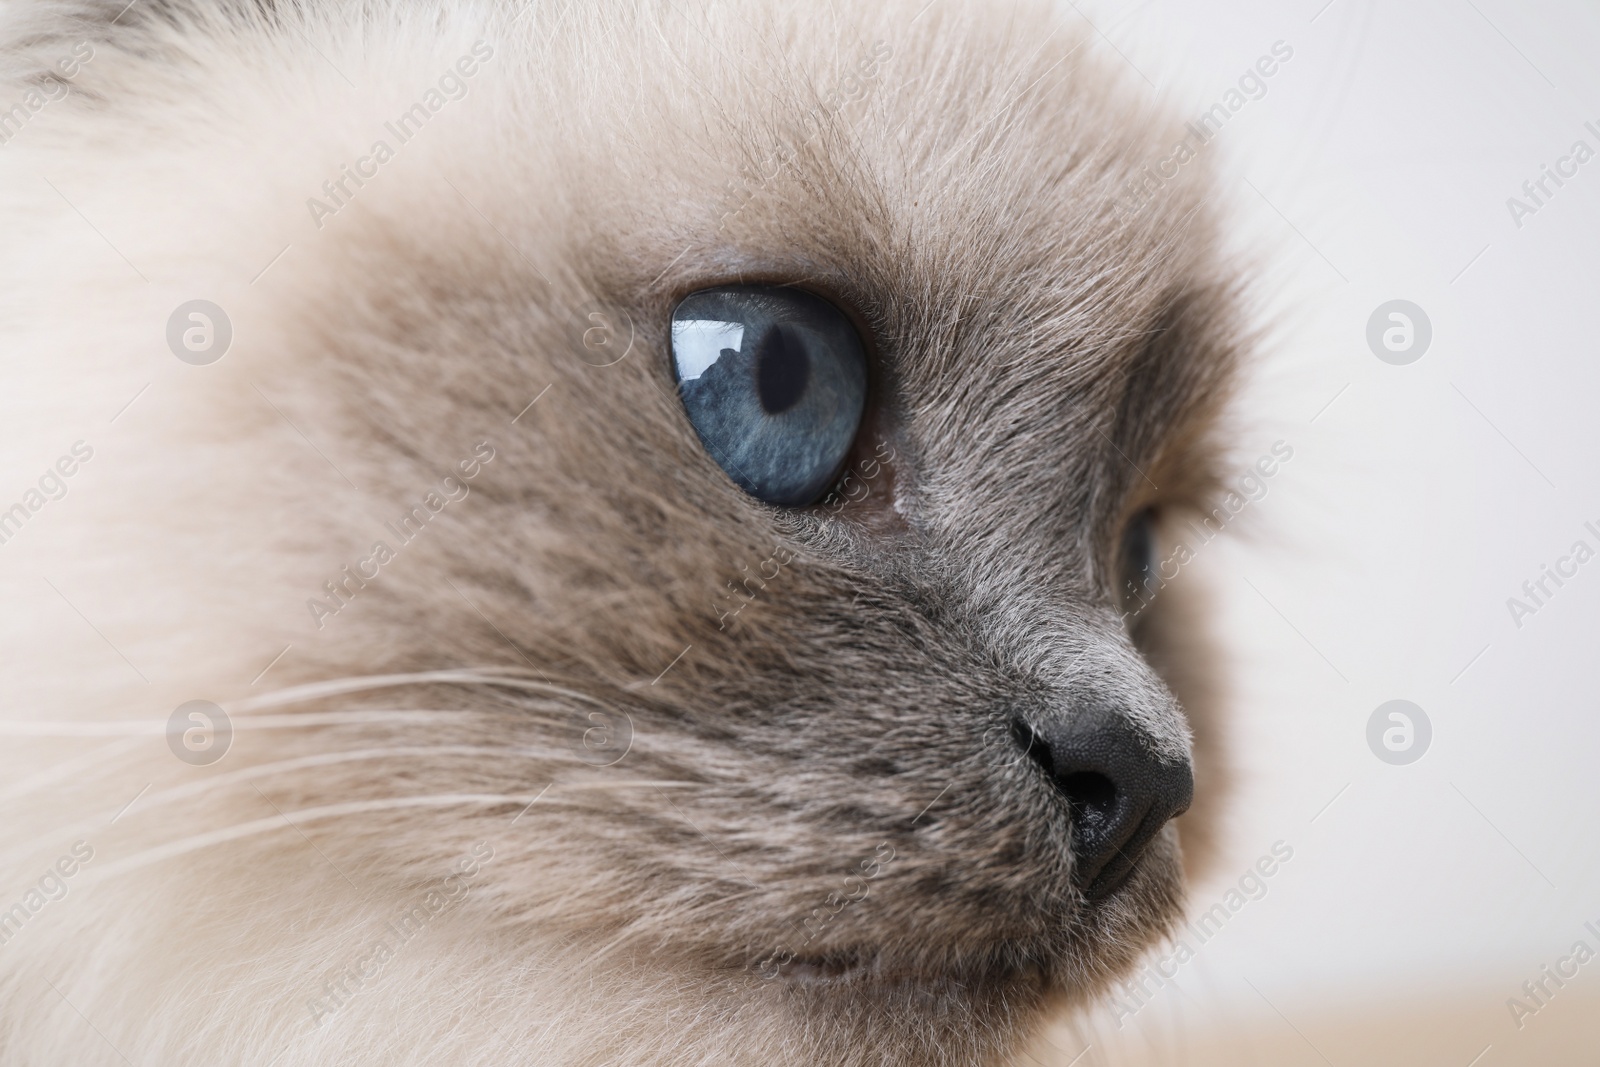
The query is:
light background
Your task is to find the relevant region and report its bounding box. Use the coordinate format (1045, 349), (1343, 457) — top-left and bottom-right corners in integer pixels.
(1035, 1), (1600, 1064)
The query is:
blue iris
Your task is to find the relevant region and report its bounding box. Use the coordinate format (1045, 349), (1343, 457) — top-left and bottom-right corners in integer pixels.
(671, 286), (868, 506)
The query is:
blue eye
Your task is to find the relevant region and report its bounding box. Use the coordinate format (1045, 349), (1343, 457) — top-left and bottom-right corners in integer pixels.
(671, 286), (868, 506)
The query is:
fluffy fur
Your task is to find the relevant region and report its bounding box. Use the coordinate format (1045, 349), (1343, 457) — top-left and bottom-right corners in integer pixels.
(0, 0), (1244, 1063)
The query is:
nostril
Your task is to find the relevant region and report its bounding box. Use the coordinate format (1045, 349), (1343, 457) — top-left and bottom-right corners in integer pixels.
(1011, 721), (1121, 838)
(1012, 708), (1193, 899)
(1011, 719), (1055, 777)
(1058, 771), (1116, 834)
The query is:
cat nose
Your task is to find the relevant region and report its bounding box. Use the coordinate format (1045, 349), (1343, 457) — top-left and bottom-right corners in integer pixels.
(1014, 706), (1193, 898)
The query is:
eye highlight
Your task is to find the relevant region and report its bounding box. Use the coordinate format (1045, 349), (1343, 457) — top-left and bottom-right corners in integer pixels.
(671, 286), (867, 506)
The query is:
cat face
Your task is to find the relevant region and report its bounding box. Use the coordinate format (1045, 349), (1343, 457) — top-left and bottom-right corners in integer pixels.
(1, 0), (1241, 1063)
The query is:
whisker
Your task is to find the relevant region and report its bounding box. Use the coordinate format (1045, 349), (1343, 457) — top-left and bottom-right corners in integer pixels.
(0, 669), (636, 739)
(0, 710), (496, 737)
(236, 669), (617, 713)
(555, 780), (701, 791)
(84, 794), (545, 885)
(0, 745), (561, 868)
(4, 723), (698, 871)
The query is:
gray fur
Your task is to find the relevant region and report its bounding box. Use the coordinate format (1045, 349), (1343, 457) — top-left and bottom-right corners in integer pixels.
(0, 0), (1244, 1062)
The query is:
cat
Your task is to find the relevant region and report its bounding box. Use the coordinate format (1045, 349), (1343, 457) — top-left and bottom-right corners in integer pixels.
(0, 0), (1243, 1063)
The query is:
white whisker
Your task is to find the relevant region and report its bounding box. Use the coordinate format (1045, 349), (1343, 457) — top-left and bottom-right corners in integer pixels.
(236, 669), (616, 713)
(0, 710), (490, 737)
(0, 669), (632, 738)
(554, 780), (698, 789)
(0, 745), (567, 869)
(85, 794), (545, 885)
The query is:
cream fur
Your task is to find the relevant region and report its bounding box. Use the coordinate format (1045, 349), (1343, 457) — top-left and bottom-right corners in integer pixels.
(0, 1), (1245, 1063)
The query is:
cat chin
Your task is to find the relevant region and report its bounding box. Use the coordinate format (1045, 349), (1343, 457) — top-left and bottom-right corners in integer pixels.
(721, 838), (1187, 1020)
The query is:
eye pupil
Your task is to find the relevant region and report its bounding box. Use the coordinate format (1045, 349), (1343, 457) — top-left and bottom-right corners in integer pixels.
(753, 326), (810, 414)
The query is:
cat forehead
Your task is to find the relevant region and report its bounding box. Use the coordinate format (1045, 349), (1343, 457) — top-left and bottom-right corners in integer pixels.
(515, 8), (1226, 456)
(142, 0), (1233, 545)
